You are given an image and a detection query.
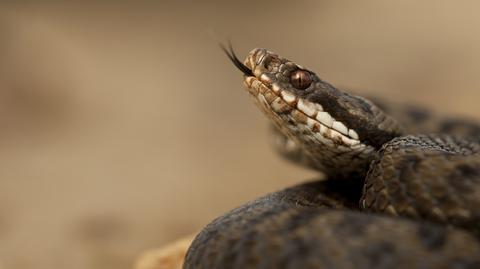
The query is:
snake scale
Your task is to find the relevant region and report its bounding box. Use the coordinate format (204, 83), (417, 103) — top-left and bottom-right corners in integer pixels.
(183, 47), (480, 269)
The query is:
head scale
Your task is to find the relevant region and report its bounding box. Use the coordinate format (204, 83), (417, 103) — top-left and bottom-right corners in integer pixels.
(224, 46), (403, 177)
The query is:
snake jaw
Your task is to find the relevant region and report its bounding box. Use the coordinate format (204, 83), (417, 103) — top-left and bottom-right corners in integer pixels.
(245, 75), (362, 145)
(243, 49), (362, 145)
(245, 78), (374, 176)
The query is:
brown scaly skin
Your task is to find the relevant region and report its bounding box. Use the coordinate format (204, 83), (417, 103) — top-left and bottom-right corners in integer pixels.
(362, 135), (480, 237)
(185, 181), (480, 269)
(184, 47), (480, 268)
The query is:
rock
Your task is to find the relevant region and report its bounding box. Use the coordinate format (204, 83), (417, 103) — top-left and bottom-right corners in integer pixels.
(134, 235), (195, 269)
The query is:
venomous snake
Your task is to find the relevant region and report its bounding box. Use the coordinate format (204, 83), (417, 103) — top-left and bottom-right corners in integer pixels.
(183, 46), (480, 269)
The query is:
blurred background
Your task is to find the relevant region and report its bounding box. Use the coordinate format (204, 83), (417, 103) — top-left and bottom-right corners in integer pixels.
(1, 1), (480, 269)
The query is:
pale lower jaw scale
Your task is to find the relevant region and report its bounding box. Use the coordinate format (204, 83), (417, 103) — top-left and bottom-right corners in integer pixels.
(244, 77), (255, 87)
(332, 121), (349, 136)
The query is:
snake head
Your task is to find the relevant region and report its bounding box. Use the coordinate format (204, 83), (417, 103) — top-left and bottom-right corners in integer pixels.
(225, 47), (403, 176)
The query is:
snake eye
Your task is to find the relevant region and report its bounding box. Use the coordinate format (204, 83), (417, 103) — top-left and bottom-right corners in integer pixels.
(290, 70), (312, 90)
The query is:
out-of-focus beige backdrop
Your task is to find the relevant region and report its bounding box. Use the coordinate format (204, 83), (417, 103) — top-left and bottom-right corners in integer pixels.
(1, 1), (480, 269)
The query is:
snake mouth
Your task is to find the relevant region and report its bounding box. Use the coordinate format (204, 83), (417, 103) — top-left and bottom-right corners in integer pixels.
(244, 75), (362, 148)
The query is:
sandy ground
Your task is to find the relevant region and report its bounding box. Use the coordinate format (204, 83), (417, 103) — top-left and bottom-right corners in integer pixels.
(0, 2), (480, 269)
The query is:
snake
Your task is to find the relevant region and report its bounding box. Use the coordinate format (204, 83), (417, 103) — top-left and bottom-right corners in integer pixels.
(183, 46), (480, 269)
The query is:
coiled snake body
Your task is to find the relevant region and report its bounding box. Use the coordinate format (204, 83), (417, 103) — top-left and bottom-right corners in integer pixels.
(184, 48), (480, 269)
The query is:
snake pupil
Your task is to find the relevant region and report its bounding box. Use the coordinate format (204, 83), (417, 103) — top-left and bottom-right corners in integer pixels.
(290, 70), (312, 90)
